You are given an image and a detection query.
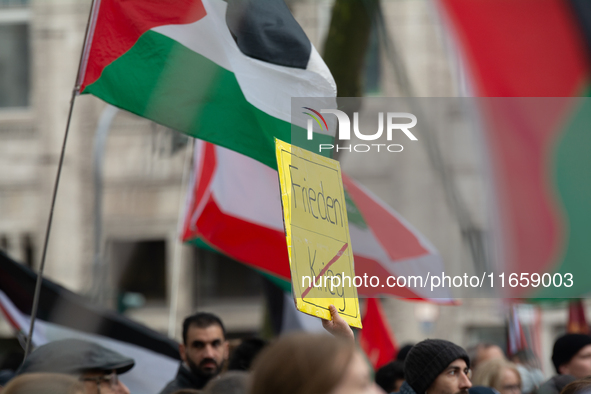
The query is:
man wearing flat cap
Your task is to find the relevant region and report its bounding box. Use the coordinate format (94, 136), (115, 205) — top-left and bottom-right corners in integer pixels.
(399, 339), (472, 394)
(17, 338), (134, 394)
(539, 333), (591, 394)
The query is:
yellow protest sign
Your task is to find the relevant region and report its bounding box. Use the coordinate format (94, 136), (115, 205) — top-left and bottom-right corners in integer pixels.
(275, 138), (361, 328)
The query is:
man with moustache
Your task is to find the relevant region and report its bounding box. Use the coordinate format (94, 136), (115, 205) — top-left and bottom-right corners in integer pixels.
(159, 313), (229, 394)
(398, 339), (472, 394)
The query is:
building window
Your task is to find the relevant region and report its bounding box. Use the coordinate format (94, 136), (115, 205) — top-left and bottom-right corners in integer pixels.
(0, 5), (30, 108)
(193, 248), (263, 305)
(0, 234), (9, 253)
(110, 240), (167, 304)
(21, 233), (34, 269)
(466, 326), (507, 352)
(0, 233), (34, 268)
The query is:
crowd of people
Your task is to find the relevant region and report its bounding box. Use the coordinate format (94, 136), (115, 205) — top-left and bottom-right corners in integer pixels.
(1, 306), (591, 394)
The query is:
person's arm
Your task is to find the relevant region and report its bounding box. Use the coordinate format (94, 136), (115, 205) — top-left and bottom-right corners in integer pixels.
(322, 304), (355, 341)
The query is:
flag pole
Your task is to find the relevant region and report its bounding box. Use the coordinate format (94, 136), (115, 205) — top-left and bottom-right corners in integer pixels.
(23, 0), (98, 360)
(168, 137), (195, 338)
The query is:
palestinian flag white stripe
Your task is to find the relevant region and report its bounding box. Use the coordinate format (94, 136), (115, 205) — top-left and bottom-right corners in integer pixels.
(152, 0), (336, 129)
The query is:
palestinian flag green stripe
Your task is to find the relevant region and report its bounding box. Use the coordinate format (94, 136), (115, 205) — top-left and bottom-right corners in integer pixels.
(84, 30), (332, 168)
(535, 98), (591, 297)
(441, 0), (591, 298)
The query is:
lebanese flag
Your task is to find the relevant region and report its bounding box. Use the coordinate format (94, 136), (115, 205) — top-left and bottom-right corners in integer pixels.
(438, 0), (591, 297)
(360, 298), (398, 369)
(0, 251), (180, 394)
(181, 140), (451, 300)
(78, 0), (336, 169)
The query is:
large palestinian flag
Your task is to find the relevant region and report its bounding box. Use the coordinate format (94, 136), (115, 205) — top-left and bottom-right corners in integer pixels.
(78, 0), (336, 169)
(438, 0), (591, 297)
(0, 252), (180, 394)
(181, 141), (451, 300)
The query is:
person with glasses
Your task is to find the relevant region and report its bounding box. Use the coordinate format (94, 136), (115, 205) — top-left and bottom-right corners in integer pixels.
(16, 338), (134, 394)
(400, 339), (472, 394)
(1, 372), (84, 394)
(79, 370), (130, 394)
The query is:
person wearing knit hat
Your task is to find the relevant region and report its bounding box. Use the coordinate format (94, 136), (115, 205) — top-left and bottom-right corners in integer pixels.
(551, 333), (591, 377)
(399, 339), (472, 394)
(538, 334), (591, 394)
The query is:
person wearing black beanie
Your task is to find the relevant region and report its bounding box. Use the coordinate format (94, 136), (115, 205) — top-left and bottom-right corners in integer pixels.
(400, 339), (472, 394)
(538, 333), (591, 394)
(551, 333), (591, 377)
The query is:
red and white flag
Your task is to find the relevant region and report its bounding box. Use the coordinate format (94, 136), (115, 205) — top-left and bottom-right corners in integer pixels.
(182, 141), (451, 300)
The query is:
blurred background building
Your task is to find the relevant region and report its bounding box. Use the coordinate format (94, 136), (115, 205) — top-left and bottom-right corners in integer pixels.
(0, 0), (583, 376)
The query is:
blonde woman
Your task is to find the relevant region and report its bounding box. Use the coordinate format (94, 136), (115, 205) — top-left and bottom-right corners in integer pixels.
(473, 359), (522, 394)
(249, 333), (383, 394)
